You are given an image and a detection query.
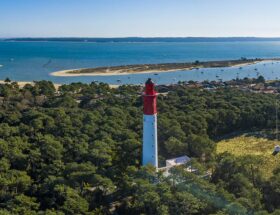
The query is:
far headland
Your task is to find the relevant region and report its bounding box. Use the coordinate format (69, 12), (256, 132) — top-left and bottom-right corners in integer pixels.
(51, 58), (280, 77)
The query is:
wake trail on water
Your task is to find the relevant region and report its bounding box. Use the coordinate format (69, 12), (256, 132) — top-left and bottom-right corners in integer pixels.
(43, 59), (52, 68)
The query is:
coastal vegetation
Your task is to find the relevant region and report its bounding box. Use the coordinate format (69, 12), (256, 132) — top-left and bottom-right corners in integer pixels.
(0, 79), (279, 214)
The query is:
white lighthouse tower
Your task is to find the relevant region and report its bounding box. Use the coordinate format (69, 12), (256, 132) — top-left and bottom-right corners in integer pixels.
(142, 78), (158, 168)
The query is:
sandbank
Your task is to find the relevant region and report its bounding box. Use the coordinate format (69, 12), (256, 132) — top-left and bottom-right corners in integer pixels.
(50, 58), (279, 77)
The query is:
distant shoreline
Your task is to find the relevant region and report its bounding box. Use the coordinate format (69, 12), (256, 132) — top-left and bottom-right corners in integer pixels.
(51, 58), (280, 77)
(4, 37), (280, 43)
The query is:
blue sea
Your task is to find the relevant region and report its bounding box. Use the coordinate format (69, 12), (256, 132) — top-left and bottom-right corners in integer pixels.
(1, 41), (280, 85)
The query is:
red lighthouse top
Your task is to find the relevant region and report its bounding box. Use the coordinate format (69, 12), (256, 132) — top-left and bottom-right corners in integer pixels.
(143, 78), (157, 115)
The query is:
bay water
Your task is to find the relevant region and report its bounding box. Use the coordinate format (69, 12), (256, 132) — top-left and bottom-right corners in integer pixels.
(1, 41), (280, 84)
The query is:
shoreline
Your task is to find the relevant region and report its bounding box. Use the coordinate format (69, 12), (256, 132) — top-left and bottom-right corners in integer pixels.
(0, 80), (62, 90)
(0, 80), (119, 89)
(50, 58), (280, 77)
(51, 68), (191, 77)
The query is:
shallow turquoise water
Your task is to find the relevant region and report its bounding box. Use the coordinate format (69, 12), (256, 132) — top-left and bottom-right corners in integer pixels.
(1, 41), (280, 84)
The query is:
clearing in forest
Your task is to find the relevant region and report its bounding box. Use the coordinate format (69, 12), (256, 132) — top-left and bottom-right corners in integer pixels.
(217, 132), (280, 178)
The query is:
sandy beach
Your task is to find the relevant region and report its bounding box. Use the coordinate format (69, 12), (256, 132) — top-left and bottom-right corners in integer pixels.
(50, 58), (277, 77)
(50, 63), (258, 77)
(231, 59), (277, 68)
(50, 68), (189, 77)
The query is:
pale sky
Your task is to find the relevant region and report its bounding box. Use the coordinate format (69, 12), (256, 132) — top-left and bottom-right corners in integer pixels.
(1, 0), (280, 38)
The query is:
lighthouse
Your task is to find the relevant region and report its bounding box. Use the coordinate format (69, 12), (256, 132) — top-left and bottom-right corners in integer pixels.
(142, 78), (158, 168)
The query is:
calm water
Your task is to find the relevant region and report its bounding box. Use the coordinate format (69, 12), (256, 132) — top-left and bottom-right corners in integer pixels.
(1, 41), (280, 84)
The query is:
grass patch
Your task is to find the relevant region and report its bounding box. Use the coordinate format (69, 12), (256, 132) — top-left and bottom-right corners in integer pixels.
(217, 132), (280, 178)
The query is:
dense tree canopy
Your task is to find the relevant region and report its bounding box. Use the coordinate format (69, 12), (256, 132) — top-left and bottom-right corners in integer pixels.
(0, 80), (279, 214)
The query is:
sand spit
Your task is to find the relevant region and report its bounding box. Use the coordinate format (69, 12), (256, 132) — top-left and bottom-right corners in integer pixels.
(50, 58), (280, 77)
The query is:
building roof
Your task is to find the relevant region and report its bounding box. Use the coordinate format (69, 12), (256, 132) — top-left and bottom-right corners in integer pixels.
(166, 155), (191, 167)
